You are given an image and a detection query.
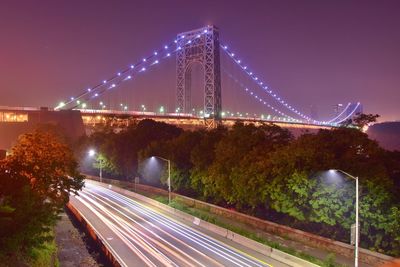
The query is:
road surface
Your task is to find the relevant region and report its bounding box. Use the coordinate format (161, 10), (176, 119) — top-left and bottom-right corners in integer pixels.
(69, 181), (290, 267)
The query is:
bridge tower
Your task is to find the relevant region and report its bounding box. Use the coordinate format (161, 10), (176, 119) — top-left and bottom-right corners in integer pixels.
(176, 25), (222, 128)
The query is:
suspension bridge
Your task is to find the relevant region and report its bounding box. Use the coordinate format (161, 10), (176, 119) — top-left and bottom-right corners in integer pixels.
(24, 26), (363, 129)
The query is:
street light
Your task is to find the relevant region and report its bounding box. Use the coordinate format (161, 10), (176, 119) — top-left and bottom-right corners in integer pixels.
(151, 156), (171, 204)
(88, 149), (103, 183)
(329, 169), (359, 267)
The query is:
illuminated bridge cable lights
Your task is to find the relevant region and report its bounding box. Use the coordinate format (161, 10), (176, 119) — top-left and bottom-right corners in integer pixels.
(220, 43), (315, 122)
(220, 42), (359, 126)
(222, 69), (300, 122)
(221, 44), (308, 120)
(325, 102), (352, 124)
(56, 31), (209, 110)
(61, 51), (168, 110)
(81, 31), (209, 109)
(220, 42), (361, 127)
(334, 102), (361, 124)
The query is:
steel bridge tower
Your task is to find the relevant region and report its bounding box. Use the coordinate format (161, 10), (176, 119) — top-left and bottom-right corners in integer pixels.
(176, 25), (222, 128)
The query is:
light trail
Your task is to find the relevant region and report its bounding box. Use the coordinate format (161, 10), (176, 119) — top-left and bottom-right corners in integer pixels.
(76, 196), (160, 266)
(80, 191), (207, 266)
(82, 189), (216, 266)
(84, 183), (269, 267)
(81, 195), (177, 266)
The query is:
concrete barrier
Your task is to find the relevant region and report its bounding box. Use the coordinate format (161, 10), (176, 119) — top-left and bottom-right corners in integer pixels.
(86, 179), (319, 267)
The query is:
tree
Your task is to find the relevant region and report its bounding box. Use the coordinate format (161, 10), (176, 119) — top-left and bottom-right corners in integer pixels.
(204, 122), (293, 206)
(189, 127), (227, 197)
(353, 113), (380, 128)
(108, 119), (182, 178)
(264, 127), (399, 253)
(0, 129), (84, 257)
(139, 130), (204, 194)
(78, 119), (182, 179)
(343, 113), (380, 128)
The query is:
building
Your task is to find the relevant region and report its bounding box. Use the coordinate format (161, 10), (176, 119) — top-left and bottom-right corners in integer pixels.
(0, 107), (85, 150)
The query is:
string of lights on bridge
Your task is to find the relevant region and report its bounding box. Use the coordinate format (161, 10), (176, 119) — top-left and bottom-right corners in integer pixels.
(333, 102), (361, 124)
(56, 29), (212, 111)
(55, 26), (359, 125)
(219, 42), (359, 125)
(222, 68), (300, 122)
(326, 103), (351, 123)
(55, 28), (297, 121)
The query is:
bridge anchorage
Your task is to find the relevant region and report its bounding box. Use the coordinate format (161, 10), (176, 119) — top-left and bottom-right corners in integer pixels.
(177, 25), (222, 129)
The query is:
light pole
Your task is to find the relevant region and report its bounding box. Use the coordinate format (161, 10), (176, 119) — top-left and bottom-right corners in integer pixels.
(151, 156), (171, 204)
(329, 169), (359, 267)
(89, 149), (103, 183)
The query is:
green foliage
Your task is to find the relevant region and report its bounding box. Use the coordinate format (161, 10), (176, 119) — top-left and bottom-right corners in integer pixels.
(322, 253), (336, 267)
(79, 119), (182, 178)
(352, 113), (380, 128)
(153, 196), (169, 205)
(78, 119), (400, 256)
(0, 129), (83, 260)
(28, 230), (58, 267)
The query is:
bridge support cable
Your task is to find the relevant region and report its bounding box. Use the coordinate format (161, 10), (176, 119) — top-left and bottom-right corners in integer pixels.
(325, 102), (351, 124)
(56, 32), (210, 111)
(333, 102), (361, 124)
(219, 42), (352, 126)
(67, 52), (176, 110)
(221, 67), (300, 122)
(219, 43), (311, 122)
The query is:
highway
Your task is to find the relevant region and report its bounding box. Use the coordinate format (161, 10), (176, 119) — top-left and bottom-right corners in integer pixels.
(69, 181), (290, 267)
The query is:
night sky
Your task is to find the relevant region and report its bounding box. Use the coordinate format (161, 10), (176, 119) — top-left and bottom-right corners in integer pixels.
(1, 0), (399, 121)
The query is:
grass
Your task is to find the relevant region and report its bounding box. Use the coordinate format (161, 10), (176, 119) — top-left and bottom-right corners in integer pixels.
(0, 230), (59, 267)
(28, 230), (59, 267)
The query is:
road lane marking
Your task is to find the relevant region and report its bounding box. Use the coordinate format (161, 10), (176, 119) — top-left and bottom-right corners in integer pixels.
(76, 196), (161, 267)
(88, 184), (271, 267)
(81, 192), (196, 267)
(83, 189), (220, 267)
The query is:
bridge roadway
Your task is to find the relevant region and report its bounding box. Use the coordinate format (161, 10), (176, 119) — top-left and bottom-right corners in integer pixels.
(80, 109), (334, 131)
(0, 106), (334, 130)
(70, 181), (289, 267)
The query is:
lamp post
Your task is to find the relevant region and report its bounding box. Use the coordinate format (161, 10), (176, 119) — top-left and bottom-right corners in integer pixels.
(89, 149), (103, 183)
(329, 169), (359, 267)
(151, 156), (171, 204)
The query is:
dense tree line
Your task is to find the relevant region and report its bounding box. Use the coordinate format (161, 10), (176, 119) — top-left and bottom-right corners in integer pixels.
(80, 119), (400, 256)
(0, 128), (84, 262)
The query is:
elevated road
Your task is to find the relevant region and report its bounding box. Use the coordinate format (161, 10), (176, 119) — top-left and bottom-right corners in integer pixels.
(69, 181), (290, 267)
